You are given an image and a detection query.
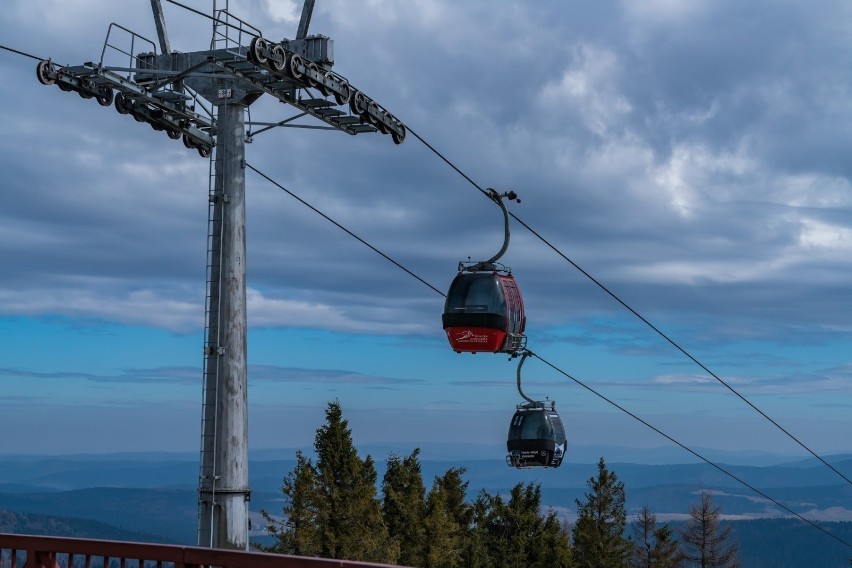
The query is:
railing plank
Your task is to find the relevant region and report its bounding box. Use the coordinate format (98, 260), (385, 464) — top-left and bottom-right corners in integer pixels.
(0, 535), (410, 568)
(1, 536), (179, 563)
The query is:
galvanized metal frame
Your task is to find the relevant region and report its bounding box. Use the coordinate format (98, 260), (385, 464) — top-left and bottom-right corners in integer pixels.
(33, 0), (406, 553)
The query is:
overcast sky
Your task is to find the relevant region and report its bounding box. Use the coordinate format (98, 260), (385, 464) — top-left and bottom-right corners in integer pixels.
(1, 0), (851, 477)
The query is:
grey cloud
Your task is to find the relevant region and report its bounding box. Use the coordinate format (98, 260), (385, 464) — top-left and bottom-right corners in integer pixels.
(248, 364), (424, 385)
(0, 364), (421, 387)
(0, 368), (102, 381)
(649, 363), (852, 395)
(1, 0), (851, 349)
(0, 366), (197, 385)
(449, 380), (513, 388)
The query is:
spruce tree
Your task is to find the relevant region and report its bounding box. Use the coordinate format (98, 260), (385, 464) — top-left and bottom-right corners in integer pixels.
(679, 492), (739, 568)
(572, 457), (631, 568)
(260, 402), (396, 563)
(472, 483), (573, 568)
(423, 467), (473, 568)
(468, 492), (493, 568)
(473, 489), (519, 567)
(535, 508), (575, 568)
(382, 448), (426, 567)
(652, 524), (685, 568)
(435, 467), (473, 530)
(424, 481), (463, 568)
(313, 401), (396, 563)
(259, 450), (321, 556)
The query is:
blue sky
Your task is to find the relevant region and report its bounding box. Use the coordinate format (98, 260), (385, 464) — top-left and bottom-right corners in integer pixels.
(1, 0), (851, 466)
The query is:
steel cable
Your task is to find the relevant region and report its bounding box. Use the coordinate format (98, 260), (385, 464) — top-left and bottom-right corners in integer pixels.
(406, 124), (852, 489)
(3, 37), (848, 552)
(0, 44), (44, 61)
(246, 163), (445, 297)
(246, 161), (851, 551)
(532, 350), (852, 551)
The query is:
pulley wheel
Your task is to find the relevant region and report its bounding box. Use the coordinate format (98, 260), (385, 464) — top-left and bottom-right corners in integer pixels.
(376, 117), (389, 134)
(318, 72), (333, 97)
(350, 90), (368, 115)
(96, 85), (114, 107)
(392, 122), (406, 145)
(308, 61), (322, 87)
(250, 37), (269, 65)
(167, 128), (182, 140)
(197, 145), (212, 158)
(78, 79), (94, 99)
(334, 79), (351, 106)
(114, 92), (131, 115)
(306, 62), (320, 87)
(288, 53), (304, 80)
(36, 60), (55, 86)
(271, 45), (287, 72)
(182, 133), (197, 149)
(366, 101), (380, 124)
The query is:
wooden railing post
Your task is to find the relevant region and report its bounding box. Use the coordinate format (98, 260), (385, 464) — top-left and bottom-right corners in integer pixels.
(25, 550), (58, 568)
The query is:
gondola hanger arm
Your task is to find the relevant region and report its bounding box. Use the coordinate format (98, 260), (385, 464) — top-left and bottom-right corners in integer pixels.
(466, 188), (521, 272)
(516, 349), (537, 405)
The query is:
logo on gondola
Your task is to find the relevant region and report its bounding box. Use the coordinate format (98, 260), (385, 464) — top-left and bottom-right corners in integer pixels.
(554, 443), (565, 458)
(454, 330), (489, 343)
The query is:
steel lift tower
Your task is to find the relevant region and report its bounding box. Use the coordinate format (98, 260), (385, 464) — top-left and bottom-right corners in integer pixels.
(34, 0), (405, 551)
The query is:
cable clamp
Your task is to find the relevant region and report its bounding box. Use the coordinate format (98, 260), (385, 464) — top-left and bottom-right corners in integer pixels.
(486, 187), (521, 204)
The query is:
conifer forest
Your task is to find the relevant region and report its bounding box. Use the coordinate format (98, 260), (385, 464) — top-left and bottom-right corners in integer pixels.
(259, 402), (753, 568)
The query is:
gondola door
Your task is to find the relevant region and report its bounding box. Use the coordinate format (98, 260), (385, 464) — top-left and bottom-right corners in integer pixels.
(501, 277), (525, 352)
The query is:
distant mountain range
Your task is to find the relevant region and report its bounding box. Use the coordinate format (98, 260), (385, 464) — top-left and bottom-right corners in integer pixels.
(1, 449), (851, 567)
(1, 449), (850, 520)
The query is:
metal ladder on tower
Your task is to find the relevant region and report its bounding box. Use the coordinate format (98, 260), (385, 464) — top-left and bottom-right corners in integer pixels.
(196, 1), (231, 546)
(197, 102), (223, 547)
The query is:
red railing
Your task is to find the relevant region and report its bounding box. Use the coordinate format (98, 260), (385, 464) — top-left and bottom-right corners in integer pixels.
(0, 534), (405, 568)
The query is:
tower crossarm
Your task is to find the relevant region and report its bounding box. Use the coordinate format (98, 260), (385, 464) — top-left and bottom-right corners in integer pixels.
(36, 58), (215, 156)
(205, 55), (371, 136)
(246, 35), (406, 143)
(36, 44), (405, 151)
(33, 9), (406, 151)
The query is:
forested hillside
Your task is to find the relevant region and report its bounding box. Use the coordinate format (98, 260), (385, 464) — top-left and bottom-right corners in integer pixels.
(2, 403), (851, 566)
(0, 510), (168, 543)
(254, 402), (852, 568)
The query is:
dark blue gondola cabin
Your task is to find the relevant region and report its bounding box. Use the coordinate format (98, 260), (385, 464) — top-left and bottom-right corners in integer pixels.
(442, 272), (525, 353)
(506, 406), (567, 468)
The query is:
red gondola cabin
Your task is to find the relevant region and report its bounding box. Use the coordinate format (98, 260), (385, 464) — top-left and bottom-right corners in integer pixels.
(442, 271), (526, 353)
